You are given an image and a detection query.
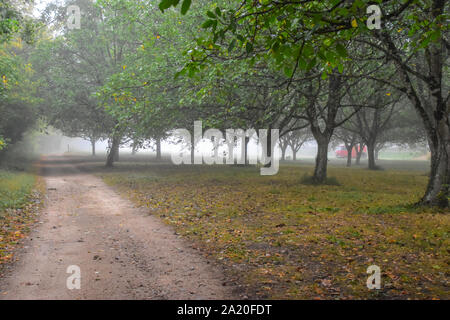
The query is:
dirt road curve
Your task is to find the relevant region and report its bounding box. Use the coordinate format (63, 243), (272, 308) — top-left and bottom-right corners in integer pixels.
(0, 156), (235, 299)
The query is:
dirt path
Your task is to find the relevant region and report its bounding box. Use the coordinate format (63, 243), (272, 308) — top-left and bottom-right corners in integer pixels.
(0, 156), (235, 299)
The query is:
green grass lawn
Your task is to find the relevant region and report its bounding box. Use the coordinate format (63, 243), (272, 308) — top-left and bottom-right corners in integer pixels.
(378, 150), (425, 160)
(0, 169), (42, 266)
(95, 161), (448, 299)
(0, 171), (36, 211)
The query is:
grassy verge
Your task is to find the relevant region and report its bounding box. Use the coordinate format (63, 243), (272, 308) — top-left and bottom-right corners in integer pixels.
(0, 168), (44, 269)
(97, 163), (449, 299)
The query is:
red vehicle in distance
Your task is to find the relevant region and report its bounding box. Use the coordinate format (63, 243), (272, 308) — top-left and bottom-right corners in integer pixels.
(335, 145), (367, 159)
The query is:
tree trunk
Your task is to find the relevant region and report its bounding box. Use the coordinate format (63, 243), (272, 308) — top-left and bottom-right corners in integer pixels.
(367, 141), (376, 170)
(307, 72), (341, 183)
(313, 138), (329, 183)
(191, 133), (195, 164)
(356, 144), (364, 165)
(106, 135), (120, 167)
(244, 136), (249, 165)
(156, 137), (162, 160)
(346, 151), (352, 167)
(345, 144), (353, 167)
(281, 147), (286, 161)
(293, 149), (297, 161)
(114, 147), (119, 162)
(420, 124), (449, 207)
(91, 139), (96, 156)
(375, 143), (383, 161)
(374, 2), (448, 207)
(263, 128), (272, 168)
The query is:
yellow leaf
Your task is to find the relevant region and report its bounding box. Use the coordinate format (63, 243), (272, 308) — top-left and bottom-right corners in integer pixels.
(351, 19), (358, 28)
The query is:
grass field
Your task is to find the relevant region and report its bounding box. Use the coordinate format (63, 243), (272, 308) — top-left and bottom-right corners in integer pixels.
(94, 159), (449, 300)
(0, 169), (42, 267)
(378, 150), (426, 160)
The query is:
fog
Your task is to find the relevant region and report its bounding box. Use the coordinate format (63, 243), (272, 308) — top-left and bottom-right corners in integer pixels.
(32, 131), (427, 162)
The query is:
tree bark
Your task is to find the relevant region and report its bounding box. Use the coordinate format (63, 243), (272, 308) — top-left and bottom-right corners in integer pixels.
(345, 143), (353, 167)
(244, 136), (249, 165)
(355, 144), (364, 165)
(91, 138), (96, 156)
(313, 138), (329, 183)
(156, 137), (162, 160)
(106, 135), (120, 167)
(293, 149), (297, 161)
(263, 128), (272, 168)
(375, 12), (448, 207)
(367, 141), (377, 170)
(417, 0), (449, 207)
(190, 133), (195, 164)
(420, 119), (449, 207)
(307, 71), (342, 183)
(281, 146), (286, 161)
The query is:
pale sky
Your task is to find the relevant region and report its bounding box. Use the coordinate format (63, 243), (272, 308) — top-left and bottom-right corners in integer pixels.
(32, 0), (59, 18)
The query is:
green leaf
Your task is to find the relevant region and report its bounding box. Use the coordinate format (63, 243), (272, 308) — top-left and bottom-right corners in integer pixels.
(181, 0), (192, 15)
(236, 34), (245, 42)
(246, 42), (253, 54)
(159, 0), (174, 11)
(284, 65), (292, 77)
(298, 57), (307, 70)
(228, 39), (236, 53)
(307, 57), (317, 70)
(271, 40), (280, 52)
(303, 43), (314, 56)
(201, 20), (215, 29)
(430, 30), (441, 42)
(336, 43), (347, 58)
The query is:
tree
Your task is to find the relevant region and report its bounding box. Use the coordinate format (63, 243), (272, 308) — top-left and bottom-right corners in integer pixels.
(0, 0), (36, 44)
(0, 37), (37, 160)
(34, 0), (136, 165)
(0, 0), (38, 152)
(345, 93), (399, 170)
(283, 129), (311, 161)
(164, 0), (449, 207)
(334, 127), (359, 167)
(364, 2), (449, 206)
